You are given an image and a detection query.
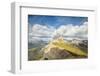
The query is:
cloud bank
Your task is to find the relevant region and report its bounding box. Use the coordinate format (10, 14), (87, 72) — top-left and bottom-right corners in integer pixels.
(54, 22), (88, 38)
(29, 22), (88, 42)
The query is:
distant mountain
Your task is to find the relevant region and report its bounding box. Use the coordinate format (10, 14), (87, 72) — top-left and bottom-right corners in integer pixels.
(28, 40), (48, 49)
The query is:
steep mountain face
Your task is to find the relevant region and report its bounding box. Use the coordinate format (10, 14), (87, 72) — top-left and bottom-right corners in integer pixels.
(42, 47), (73, 60)
(40, 36), (87, 60)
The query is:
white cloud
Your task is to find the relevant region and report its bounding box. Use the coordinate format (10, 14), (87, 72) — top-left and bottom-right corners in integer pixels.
(53, 22), (88, 39)
(31, 24), (54, 36)
(28, 22), (88, 42)
(28, 24), (55, 42)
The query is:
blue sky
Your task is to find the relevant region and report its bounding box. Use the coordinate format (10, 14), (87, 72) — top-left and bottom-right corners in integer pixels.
(28, 15), (88, 28)
(28, 15), (88, 43)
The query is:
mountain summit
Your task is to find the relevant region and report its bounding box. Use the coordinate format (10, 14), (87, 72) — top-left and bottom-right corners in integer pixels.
(41, 36), (87, 60)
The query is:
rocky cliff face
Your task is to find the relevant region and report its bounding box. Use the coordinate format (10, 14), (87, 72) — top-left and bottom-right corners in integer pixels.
(41, 46), (74, 60)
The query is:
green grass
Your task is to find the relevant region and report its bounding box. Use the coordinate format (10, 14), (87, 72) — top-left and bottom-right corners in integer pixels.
(52, 39), (87, 56)
(28, 48), (36, 51)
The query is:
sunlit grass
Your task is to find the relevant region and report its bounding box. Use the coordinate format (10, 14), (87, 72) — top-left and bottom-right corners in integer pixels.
(52, 39), (87, 56)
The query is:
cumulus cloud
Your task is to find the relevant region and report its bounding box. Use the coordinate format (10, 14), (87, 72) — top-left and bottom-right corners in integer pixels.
(31, 24), (54, 36)
(28, 22), (88, 42)
(53, 22), (88, 39)
(28, 24), (54, 43)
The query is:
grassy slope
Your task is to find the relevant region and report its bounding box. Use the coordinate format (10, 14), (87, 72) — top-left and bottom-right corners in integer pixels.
(28, 48), (43, 60)
(28, 39), (87, 60)
(52, 39), (87, 56)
